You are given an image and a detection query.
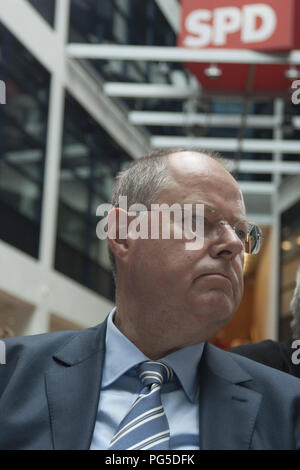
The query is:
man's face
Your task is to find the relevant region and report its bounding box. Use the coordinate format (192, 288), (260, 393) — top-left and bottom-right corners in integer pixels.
(123, 152), (246, 346)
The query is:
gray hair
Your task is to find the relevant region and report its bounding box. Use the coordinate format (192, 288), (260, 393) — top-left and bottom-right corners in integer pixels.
(109, 147), (227, 281)
(290, 266), (300, 338)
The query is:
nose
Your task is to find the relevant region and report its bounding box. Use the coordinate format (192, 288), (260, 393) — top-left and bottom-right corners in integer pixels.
(209, 222), (244, 259)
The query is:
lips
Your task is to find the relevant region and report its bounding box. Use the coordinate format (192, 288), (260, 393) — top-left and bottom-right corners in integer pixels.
(195, 272), (233, 284)
(199, 272), (231, 280)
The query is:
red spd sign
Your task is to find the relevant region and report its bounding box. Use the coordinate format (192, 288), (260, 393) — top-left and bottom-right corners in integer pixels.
(179, 0), (294, 51)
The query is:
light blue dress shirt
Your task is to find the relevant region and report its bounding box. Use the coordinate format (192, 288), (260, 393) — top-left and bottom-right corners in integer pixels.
(90, 308), (204, 450)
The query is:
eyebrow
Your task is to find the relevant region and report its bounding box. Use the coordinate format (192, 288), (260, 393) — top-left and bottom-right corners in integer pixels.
(138, 201), (248, 223)
(189, 201), (248, 224)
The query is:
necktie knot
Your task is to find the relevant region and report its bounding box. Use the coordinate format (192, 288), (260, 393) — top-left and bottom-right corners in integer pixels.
(109, 360), (173, 449)
(137, 361), (173, 388)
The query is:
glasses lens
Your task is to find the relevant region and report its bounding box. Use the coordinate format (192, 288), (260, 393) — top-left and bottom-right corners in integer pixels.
(246, 224), (263, 255)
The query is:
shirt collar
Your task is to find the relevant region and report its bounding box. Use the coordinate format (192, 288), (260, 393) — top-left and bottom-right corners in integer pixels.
(102, 307), (204, 403)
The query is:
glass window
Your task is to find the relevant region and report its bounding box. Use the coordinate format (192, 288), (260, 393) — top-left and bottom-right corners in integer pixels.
(27, 0), (56, 27)
(0, 24), (50, 257)
(69, 0), (177, 84)
(55, 93), (131, 301)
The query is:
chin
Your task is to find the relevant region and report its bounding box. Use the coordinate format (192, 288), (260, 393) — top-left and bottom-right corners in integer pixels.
(191, 295), (235, 327)
(195, 289), (234, 310)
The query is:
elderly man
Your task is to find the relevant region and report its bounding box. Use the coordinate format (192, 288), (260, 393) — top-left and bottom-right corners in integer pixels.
(0, 149), (299, 450)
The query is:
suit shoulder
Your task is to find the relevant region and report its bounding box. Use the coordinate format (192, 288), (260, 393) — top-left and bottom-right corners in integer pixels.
(227, 349), (300, 385)
(229, 340), (293, 374)
(2, 329), (79, 359)
(205, 343), (299, 388)
(0, 324), (104, 370)
(229, 340), (278, 355)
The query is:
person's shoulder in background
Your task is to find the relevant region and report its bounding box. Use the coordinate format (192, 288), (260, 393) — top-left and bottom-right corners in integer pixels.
(230, 339), (300, 378)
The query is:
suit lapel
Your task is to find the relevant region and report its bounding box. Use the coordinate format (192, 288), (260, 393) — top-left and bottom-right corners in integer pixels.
(45, 321), (107, 450)
(45, 325), (263, 449)
(199, 343), (262, 450)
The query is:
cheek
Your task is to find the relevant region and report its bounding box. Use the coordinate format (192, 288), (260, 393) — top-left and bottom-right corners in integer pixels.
(239, 256), (245, 281)
(131, 234), (204, 287)
(230, 255), (244, 288)
(235, 259), (245, 295)
(130, 239), (177, 275)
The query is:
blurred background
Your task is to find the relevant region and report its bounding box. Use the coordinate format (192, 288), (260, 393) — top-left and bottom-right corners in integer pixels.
(0, 0), (299, 348)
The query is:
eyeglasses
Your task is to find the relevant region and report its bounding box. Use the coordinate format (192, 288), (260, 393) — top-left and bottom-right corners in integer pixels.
(128, 203), (264, 255)
(190, 206), (264, 255)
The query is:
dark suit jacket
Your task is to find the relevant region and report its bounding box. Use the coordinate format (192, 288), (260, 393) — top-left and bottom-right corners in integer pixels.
(0, 319), (300, 449)
(230, 339), (300, 379)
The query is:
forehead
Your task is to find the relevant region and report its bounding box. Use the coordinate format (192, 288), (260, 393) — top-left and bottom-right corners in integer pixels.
(160, 152), (245, 217)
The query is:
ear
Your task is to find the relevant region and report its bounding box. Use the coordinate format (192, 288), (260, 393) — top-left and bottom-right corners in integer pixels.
(107, 208), (132, 265)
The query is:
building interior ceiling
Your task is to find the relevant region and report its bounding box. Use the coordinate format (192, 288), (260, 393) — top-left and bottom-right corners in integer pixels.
(64, 0), (300, 226)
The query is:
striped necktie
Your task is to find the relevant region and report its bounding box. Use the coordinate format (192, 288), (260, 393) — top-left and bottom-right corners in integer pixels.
(108, 360), (173, 450)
